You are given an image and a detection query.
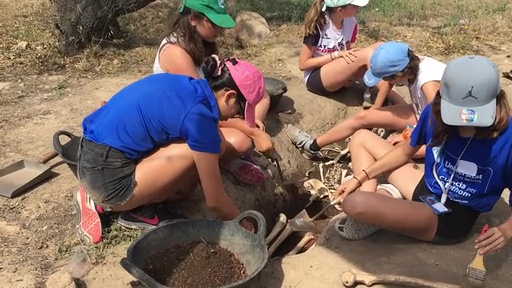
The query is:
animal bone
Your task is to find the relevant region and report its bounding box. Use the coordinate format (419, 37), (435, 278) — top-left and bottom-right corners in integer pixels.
(285, 232), (316, 256)
(265, 213), (288, 246)
(303, 179), (330, 199)
(340, 269), (461, 288)
(268, 224), (293, 257)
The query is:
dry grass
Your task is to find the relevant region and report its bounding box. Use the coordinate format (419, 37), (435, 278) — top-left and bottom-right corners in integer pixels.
(357, 0), (512, 56)
(1, 0), (511, 80)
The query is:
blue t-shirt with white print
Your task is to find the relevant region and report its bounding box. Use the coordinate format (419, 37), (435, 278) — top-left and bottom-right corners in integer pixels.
(409, 103), (512, 212)
(83, 73), (222, 160)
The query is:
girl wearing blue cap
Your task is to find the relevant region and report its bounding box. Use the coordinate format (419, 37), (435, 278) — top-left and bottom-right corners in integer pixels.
(288, 42), (445, 160)
(74, 55), (266, 244)
(153, 0), (272, 186)
(333, 56), (512, 253)
(299, 0), (392, 103)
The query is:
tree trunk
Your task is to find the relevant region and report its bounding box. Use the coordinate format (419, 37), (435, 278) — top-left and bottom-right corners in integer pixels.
(52, 0), (156, 56)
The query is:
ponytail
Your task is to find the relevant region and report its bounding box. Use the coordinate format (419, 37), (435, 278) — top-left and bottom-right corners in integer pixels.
(303, 0), (328, 36)
(201, 55), (245, 103)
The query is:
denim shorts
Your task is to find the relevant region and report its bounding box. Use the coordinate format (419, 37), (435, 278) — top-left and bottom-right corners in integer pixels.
(77, 137), (136, 210)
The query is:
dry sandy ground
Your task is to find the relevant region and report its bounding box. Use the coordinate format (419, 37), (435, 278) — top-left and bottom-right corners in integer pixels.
(1, 41), (512, 287)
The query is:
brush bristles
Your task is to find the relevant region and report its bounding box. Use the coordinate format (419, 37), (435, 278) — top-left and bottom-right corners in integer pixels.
(465, 267), (486, 281)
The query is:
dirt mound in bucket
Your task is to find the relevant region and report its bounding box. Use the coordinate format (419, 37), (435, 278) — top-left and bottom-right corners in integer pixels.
(143, 241), (247, 288)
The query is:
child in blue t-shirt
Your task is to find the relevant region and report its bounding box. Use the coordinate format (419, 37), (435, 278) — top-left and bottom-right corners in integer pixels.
(333, 55), (512, 254)
(74, 55), (269, 244)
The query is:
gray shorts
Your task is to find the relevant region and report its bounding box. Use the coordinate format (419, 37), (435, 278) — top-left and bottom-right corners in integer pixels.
(77, 137), (136, 210)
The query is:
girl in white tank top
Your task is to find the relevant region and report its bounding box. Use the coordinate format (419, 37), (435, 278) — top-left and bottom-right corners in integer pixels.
(152, 4), (271, 186)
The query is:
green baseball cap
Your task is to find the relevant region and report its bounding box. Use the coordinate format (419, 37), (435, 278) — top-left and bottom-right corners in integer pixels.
(179, 0), (236, 29)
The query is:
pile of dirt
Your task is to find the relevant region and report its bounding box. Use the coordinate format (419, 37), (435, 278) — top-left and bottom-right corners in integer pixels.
(144, 241), (247, 288)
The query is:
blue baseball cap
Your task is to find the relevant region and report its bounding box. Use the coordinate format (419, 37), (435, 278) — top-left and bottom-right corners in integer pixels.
(363, 42), (410, 87)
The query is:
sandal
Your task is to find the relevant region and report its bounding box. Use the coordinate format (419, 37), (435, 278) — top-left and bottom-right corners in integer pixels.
(222, 158), (266, 185)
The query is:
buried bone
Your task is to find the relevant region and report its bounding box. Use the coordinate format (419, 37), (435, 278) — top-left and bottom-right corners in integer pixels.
(285, 232), (316, 256)
(340, 269), (461, 288)
(268, 224), (293, 257)
(265, 213), (288, 246)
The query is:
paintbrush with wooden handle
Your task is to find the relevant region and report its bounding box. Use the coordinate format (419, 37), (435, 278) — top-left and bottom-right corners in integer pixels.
(464, 224), (489, 284)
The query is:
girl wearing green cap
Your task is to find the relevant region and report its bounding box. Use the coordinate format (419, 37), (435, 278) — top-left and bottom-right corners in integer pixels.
(153, 0), (272, 186)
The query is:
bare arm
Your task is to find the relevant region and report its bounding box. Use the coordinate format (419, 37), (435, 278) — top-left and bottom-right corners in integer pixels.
(193, 151), (240, 220)
(476, 212), (512, 255)
(219, 118), (273, 156)
(336, 141), (421, 200)
(359, 141), (420, 181)
(372, 81), (394, 108)
(219, 118), (260, 138)
(298, 44), (333, 71)
(159, 44), (200, 79)
(412, 145), (426, 159)
(420, 81), (441, 104)
(255, 91), (270, 122)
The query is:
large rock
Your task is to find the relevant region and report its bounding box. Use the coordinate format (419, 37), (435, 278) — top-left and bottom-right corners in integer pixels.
(235, 11), (271, 48)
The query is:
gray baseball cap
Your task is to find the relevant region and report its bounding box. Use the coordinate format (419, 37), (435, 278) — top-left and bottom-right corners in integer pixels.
(440, 55), (500, 127)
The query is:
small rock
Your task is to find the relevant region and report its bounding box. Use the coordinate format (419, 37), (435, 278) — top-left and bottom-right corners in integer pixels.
(16, 41), (29, 50)
(45, 270), (76, 288)
(235, 11), (271, 48)
(0, 82), (12, 90)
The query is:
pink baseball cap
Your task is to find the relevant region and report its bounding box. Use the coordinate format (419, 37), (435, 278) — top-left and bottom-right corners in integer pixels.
(225, 59), (264, 128)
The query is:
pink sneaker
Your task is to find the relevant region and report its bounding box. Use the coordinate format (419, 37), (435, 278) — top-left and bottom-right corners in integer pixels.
(222, 158), (266, 185)
(73, 186), (102, 244)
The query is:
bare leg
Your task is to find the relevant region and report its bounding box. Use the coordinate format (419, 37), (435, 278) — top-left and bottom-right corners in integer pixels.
(316, 104), (417, 147)
(319, 43), (381, 92)
(219, 127), (253, 159)
(342, 130), (436, 241)
(387, 89), (408, 105)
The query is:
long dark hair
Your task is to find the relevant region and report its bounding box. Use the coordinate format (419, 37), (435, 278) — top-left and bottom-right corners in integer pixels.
(382, 49), (421, 85)
(430, 89), (510, 146)
(167, 7), (218, 66)
(201, 55), (246, 105)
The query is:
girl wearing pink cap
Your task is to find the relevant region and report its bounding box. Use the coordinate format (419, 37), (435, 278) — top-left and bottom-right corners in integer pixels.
(74, 55), (265, 244)
(153, 0), (272, 186)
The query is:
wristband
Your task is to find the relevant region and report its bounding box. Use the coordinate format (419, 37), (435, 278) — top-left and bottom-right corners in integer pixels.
(353, 175), (362, 187)
(361, 169), (370, 180)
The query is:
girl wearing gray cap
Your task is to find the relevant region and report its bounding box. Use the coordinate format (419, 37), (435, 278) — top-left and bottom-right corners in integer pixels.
(333, 55), (512, 252)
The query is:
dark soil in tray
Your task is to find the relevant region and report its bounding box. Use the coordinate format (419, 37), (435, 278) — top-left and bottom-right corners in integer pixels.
(144, 241), (247, 288)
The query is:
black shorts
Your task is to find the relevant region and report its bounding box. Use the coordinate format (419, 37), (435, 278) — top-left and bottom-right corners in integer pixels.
(412, 177), (480, 244)
(77, 137), (137, 210)
(306, 68), (331, 96)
